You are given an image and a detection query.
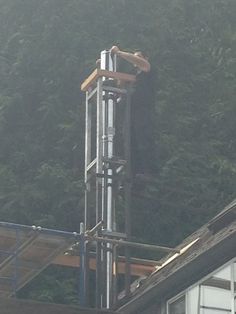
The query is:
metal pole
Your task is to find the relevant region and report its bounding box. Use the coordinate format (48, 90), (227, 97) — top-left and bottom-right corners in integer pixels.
(0, 222), (80, 238)
(12, 227), (19, 297)
(100, 50), (117, 308)
(85, 90), (92, 230)
(79, 223), (86, 306)
(96, 76), (104, 308)
(124, 85), (132, 297)
(87, 235), (179, 253)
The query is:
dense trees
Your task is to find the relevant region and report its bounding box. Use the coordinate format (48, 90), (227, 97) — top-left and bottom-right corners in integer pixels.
(0, 0), (235, 303)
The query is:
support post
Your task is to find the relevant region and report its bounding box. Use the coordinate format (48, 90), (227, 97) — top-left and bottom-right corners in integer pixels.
(96, 76), (104, 308)
(101, 50), (116, 309)
(79, 223), (86, 306)
(124, 85), (132, 297)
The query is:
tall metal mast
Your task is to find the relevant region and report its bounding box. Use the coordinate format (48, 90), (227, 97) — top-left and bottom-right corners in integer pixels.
(100, 50), (117, 307)
(81, 50), (178, 309)
(83, 50), (133, 308)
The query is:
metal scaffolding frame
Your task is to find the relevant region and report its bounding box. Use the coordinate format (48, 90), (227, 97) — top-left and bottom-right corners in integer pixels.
(0, 221), (79, 297)
(0, 220), (172, 303)
(0, 50), (179, 309)
(81, 50), (178, 309)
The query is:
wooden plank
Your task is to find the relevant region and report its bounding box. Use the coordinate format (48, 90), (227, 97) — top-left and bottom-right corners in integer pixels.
(52, 255), (155, 277)
(81, 69), (136, 91)
(81, 69), (99, 92)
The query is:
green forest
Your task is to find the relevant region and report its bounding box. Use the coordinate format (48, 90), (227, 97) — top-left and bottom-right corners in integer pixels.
(0, 0), (235, 305)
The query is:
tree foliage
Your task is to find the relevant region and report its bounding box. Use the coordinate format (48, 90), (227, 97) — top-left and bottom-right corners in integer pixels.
(0, 0), (235, 304)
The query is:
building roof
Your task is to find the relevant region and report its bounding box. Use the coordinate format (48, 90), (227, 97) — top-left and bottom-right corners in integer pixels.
(118, 200), (236, 314)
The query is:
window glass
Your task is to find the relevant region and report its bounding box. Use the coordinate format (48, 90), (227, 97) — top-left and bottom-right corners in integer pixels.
(200, 265), (231, 312)
(187, 286), (199, 314)
(213, 265), (231, 281)
(169, 295), (185, 314)
(200, 285), (231, 309)
(168, 260), (236, 314)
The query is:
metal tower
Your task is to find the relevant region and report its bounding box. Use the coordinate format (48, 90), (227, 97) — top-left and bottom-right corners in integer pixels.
(81, 50), (178, 309)
(83, 50), (134, 308)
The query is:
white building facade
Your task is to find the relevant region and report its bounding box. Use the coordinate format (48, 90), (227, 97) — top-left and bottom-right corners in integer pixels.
(168, 258), (236, 314)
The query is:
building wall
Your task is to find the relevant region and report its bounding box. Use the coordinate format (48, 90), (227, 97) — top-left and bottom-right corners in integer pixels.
(167, 258), (236, 314)
(138, 258), (236, 314)
(122, 217), (236, 314)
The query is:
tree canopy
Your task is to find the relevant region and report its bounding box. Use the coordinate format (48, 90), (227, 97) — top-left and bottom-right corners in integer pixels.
(0, 0), (235, 304)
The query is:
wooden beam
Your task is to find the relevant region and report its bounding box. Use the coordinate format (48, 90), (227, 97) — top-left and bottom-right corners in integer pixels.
(81, 69), (136, 92)
(81, 69), (99, 92)
(52, 255), (155, 277)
